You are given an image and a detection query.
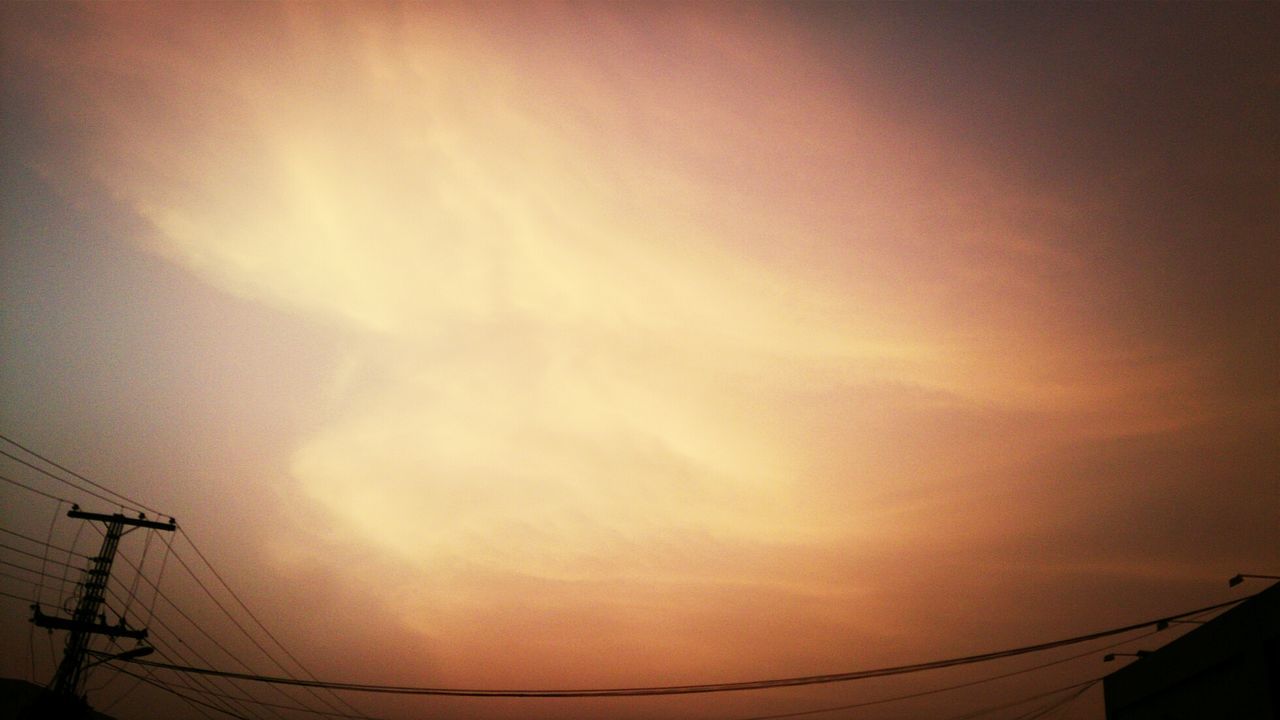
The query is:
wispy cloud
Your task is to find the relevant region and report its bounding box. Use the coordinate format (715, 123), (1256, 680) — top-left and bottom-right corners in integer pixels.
(4, 2), (1252, 687)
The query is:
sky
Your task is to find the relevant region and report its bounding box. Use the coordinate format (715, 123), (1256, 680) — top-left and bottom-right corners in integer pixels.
(0, 2), (1277, 719)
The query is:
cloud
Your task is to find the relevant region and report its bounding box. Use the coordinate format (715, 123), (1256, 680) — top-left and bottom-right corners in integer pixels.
(6, 3), (1255, 685)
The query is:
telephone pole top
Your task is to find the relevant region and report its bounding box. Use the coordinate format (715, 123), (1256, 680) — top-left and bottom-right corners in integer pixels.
(26, 505), (176, 718)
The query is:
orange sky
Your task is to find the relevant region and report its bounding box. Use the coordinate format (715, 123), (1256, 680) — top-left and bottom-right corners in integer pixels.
(1, 3), (1277, 719)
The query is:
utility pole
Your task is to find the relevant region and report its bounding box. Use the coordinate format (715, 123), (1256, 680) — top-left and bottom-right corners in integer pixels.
(26, 505), (176, 718)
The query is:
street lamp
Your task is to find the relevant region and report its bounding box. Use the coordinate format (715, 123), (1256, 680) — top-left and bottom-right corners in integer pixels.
(1103, 651), (1151, 662)
(1228, 573), (1280, 587)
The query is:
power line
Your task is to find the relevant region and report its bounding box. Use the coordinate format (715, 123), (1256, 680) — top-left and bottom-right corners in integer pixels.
(140, 613), (280, 720)
(943, 678), (1099, 720)
(736, 628), (1161, 720)
(0, 589), (36, 603)
(0, 542), (84, 570)
(102, 527), (354, 719)
(110, 536), (313, 696)
(0, 525), (90, 557)
(3, 438), (364, 718)
(121, 595), (1250, 698)
(37, 500), (67, 617)
(162, 538), (347, 718)
(0, 568), (45, 586)
(143, 530), (175, 634)
(0, 448), (129, 511)
(92, 650), (387, 720)
(112, 546), (278, 672)
(161, 686), (383, 720)
(0, 433), (164, 516)
(59, 514), (87, 608)
(91, 578), (279, 720)
(143, 643), (277, 720)
(143, 609), (291, 720)
(6, 443), (340, 717)
(177, 527), (373, 717)
(1007, 680), (1097, 720)
(0, 558), (40, 573)
(0, 565), (79, 599)
(109, 662), (249, 720)
(0, 558), (80, 607)
(122, 525), (155, 620)
(0, 557), (80, 585)
(0, 471), (70, 504)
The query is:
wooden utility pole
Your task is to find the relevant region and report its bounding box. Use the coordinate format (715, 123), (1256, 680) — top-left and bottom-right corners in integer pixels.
(27, 506), (176, 717)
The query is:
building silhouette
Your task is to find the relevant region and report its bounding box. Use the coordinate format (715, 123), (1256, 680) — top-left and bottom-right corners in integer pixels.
(1104, 581), (1280, 719)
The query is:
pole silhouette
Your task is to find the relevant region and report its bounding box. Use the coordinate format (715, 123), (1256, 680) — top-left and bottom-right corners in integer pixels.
(26, 506), (175, 718)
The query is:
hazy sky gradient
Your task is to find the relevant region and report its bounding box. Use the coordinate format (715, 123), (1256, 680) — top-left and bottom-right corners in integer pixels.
(2, 3), (1276, 719)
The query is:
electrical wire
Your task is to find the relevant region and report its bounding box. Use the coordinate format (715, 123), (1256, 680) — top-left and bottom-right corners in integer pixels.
(135, 611), (277, 720)
(37, 500), (64, 609)
(13, 437), (367, 720)
(0, 568), (42, 586)
(122, 526), (154, 621)
(160, 538), (320, 712)
(85, 637), (130, 698)
(0, 558), (41, 573)
(103, 528), (375, 720)
(0, 542), (83, 569)
(144, 530), (175, 630)
(3, 438), (1246, 719)
(170, 530), (369, 719)
(143, 684), (384, 720)
(179, 528), (372, 719)
(16, 511), (267, 719)
(112, 547), (274, 670)
(736, 628), (1161, 719)
(97, 668), (148, 717)
(121, 595), (1251, 698)
(90, 648), (387, 720)
(95, 581), (278, 720)
(0, 448), (127, 511)
(942, 678), (1099, 720)
(17, 548), (244, 712)
(0, 551), (82, 608)
(0, 557), (81, 594)
(111, 541), (305, 681)
(0, 433), (164, 516)
(143, 643), (276, 720)
(16, 512), (282, 719)
(101, 660), (222, 720)
(90, 526), (317, 720)
(109, 662), (245, 720)
(0, 525), (89, 557)
(0, 471), (70, 504)
(59, 516), (86, 604)
(1006, 680), (1097, 720)
(0, 588), (35, 603)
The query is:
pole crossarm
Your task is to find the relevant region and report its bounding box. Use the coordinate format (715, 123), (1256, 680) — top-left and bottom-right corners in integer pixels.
(31, 505), (176, 706)
(68, 508), (177, 531)
(31, 606), (148, 640)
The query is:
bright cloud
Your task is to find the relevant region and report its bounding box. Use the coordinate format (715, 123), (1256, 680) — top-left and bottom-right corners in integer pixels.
(5, 1), (1225, 663)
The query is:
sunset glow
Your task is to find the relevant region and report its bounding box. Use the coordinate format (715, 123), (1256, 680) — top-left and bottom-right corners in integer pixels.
(2, 3), (1276, 719)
